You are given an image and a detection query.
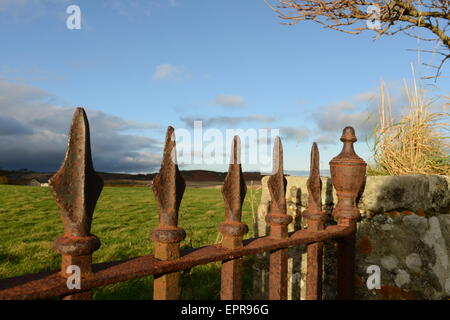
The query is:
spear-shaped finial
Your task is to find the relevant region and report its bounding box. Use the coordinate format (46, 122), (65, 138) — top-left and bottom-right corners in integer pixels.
(304, 142), (326, 300)
(221, 136), (247, 223)
(302, 142), (324, 220)
(219, 136), (248, 300)
(151, 126), (186, 243)
(267, 136), (287, 215)
(151, 126), (186, 300)
(266, 136), (292, 239)
(220, 136), (248, 244)
(265, 136), (291, 300)
(49, 107), (102, 286)
(49, 107), (103, 238)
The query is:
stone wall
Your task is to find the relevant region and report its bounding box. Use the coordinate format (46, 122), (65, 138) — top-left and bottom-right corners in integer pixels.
(253, 174), (450, 300)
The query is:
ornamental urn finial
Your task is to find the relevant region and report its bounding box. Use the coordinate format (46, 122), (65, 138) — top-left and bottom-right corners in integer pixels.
(329, 127), (366, 221)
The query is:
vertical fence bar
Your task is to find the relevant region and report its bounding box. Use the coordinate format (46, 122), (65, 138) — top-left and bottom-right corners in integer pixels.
(329, 127), (366, 300)
(219, 136), (248, 300)
(302, 142), (326, 300)
(336, 218), (356, 300)
(151, 126), (186, 300)
(266, 137), (292, 300)
(49, 107), (103, 300)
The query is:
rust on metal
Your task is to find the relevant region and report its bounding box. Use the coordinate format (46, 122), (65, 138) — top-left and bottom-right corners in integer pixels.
(219, 136), (248, 300)
(266, 137), (291, 238)
(265, 137), (291, 300)
(336, 224), (356, 300)
(329, 126), (367, 221)
(305, 237), (323, 300)
(49, 107), (103, 238)
(330, 126), (366, 299)
(267, 138), (287, 220)
(0, 119), (364, 300)
(0, 224), (353, 300)
(48, 107), (103, 300)
(151, 126), (186, 300)
(302, 143), (323, 222)
(303, 142), (326, 300)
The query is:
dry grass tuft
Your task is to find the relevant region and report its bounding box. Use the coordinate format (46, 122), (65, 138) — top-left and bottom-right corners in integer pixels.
(368, 76), (449, 176)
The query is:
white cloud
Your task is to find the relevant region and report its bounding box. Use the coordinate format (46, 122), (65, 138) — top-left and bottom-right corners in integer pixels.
(307, 81), (430, 146)
(153, 64), (177, 80)
(300, 87), (391, 147)
(312, 102), (374, 135)
(213, 95), (245, 108)
(313, 135), (336, 146)
(279, 127), (310, 144)
(308, 92), (380, 145)
(352, 91), (376, 103)
(153, 64), (191, 81)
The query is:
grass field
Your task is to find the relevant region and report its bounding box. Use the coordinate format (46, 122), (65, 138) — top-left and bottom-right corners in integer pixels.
(0, 184), (261, 299)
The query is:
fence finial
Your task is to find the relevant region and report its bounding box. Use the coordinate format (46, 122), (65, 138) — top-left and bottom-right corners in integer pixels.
(330, 126), (366, 300)
(265, 136), (291, 300)
(329, 126), (366, 221)
(303, 142), (326, 300)
(221, 136), (247, 224)
(266, 136), (291, 233)
(49, 107), (102, 298)
(267, 136), (288, 216)
(151, 126), (186, 243)
(219, 136), (248, 300)
(220, 136), (248, 242)
(151, 126), (185, 300)
(302, 142), (324, 220)
(49, 107), (103, 238)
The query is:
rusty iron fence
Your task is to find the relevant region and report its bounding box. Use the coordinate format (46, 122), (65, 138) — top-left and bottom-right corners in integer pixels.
(0, 108), (366, 300)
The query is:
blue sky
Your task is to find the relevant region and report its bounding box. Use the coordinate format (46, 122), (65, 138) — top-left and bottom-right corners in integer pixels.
(0, 0), (448, 174)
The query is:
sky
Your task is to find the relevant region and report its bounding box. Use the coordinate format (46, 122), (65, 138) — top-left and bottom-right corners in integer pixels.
(0, 0), (448, 174)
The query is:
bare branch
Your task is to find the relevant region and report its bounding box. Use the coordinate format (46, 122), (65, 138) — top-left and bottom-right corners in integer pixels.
(265, 0), (450, 80)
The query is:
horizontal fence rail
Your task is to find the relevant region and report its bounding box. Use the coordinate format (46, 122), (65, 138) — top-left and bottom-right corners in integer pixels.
(0, 107), (366, 300)
(0, 225), (353, 300)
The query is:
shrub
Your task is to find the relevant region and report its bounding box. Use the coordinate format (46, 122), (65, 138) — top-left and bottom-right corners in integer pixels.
(368, 76), (449, 176)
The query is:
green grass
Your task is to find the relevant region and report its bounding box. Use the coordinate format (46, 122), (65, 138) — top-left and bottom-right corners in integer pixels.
(0, 185), (261, 299)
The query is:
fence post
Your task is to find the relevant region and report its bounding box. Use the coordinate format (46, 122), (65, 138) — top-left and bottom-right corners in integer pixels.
(151, 126), (186, 300)
(49, 107), (103, 300)
(266, 137), (292, 300)
(220, 136), (248, 300)
(302, 143), (326, 300)
(329, 127), (366, 300)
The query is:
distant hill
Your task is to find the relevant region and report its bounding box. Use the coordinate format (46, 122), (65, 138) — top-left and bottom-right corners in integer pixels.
(0, 169), (264, 186)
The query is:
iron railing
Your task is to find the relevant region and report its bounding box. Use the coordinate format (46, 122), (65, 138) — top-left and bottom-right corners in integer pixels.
(0, 107), (366, 300)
